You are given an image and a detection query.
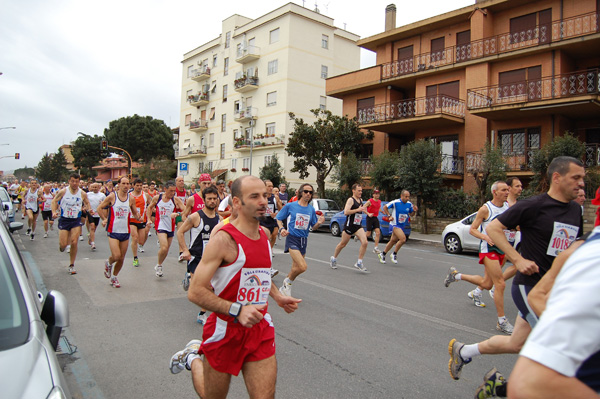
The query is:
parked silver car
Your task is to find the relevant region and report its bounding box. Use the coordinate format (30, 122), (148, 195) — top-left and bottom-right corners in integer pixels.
(0, 217), (71, 398)
(442, 212), (521, 254)
(309, 198), (341, 230)
(0, 187), (16, 223)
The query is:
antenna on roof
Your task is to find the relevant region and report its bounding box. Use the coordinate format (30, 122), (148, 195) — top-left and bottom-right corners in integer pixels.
(314, 1), (319, 13)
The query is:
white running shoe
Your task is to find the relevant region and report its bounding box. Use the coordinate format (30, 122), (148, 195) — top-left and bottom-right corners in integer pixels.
(104, 260), (112, 279)
(354, 262), (368, 272)
(155, 264), (163, 277)
(329, 256), (337, 269)
(66, 245), (71, 253)
(43, 232), (48, 238)
(169, 340), (202, 374)
(467, 290), (486, 308)
(79, 235), (84, 241)
(496, 319), (514, 335)
(377, 252), (386, 264)
(178, 254), (185, 262)
(270, 268), (279, 278)
(148, 231), (152, 237)
(279, 278), (292, 296)
(391, 253), (398, 264)
(138, 244), (145, 253)
(197, 312), (207, 325)
(373, 247), (381, 254)
(489, 286), (495, 299)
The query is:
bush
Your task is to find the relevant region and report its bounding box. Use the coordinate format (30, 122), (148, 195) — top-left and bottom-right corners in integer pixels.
(585, 167), (600, 199)
(430, 188), (479, 219)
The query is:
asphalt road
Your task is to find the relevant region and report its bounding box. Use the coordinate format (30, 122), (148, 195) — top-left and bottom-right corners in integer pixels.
(17, 222), (519, 399)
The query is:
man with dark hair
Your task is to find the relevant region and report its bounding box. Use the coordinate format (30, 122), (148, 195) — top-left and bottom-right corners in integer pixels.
(506, 177), (523, 207)
(330, 183), (369, 272)
(378, 189), (417, 265)
(259, 180), (282, 250)
(86, 183), (106, 250)
(169, 176), (301, 398)
(129, 178), (152, 266)
(276, 183), (325, 296)
(447, 156), (585, 382)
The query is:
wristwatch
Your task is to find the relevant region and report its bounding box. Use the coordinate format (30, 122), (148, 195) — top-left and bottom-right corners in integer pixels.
(228, 302), (243, 318)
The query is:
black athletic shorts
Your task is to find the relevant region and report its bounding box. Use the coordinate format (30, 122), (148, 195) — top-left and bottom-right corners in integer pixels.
(129, 221), (147, 229)
(366, 216), (380, 231)
(42, 210), (53, 221)
(87, 214), (100, 226)
(344, 224), (362, 236)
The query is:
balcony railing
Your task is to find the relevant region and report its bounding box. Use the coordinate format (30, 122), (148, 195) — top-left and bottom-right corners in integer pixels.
(466, 150), (537, 172)
(189, 119), (208, 131)
(381, 12), (599, 80)
(467, 69), (599, 110)
(236, 45), (260, 63)
(234, 106), (258, 122)
(440, 154), (464, 175)
(190, 66), (211, 82)
(179, 145), (207, 157)
(188, 93), (209, 106)
(584, 143), (600, 167)
(234, 76), (259, 92)
(233, 135), (285, 150)
(357, 95), (465, 125)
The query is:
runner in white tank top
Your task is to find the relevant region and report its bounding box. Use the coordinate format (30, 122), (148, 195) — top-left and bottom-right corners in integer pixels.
(40, 183), (55, 238)
(24, 180), (41, 239)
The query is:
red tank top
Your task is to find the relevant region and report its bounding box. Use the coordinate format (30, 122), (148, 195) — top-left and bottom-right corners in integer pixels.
(192, 193), (205, 213)
(212, 223), (272, 322)
(175, 188), (187, 212)
(367, 199), (381, 217)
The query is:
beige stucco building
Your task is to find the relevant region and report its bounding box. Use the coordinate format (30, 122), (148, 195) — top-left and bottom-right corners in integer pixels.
(177, 2), (360, 187)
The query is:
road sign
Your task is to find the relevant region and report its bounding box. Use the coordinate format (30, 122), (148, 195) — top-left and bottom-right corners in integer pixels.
(179, 162), (189, 176)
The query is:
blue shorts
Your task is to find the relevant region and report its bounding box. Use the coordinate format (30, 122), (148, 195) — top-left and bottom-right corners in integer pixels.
(284, 235), (308, 255)
(58, 217), (82, 231)
(392, 225), (411, 238)
(511, 283), (538, 328)
(107, 232), (130, 242)
(157, 229), (174, 238)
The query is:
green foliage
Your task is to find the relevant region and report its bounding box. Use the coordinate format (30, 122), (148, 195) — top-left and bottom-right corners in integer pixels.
(530, 132), (585, 193)
(104, 115), (174, 168)
(430, 188), (480, 219)
(471, 141), (507, 204)
(584, 167), (600, 199)
(368, 151), (401, 201)
(286, 109), (373, 197)
(132, 157), (177, 186)
(14, 167), (36, 181)
(323, 188), (348, 210)
(50, 148), (69, 182)
(71, 133), (108, 179)
(259, 154), (286, 187)
(331, 152), (363, 190)
(35, 153), (53, 182)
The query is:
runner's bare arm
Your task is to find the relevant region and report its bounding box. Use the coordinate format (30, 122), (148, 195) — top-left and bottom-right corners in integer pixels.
(129, 195), (141, 221)
(145, 195), (159, 219)
(487, 219), (539, 275)
(81, 191), (91, 213)
(469, 205), (492, 244)
(96, 194), (114, 226)
(181, 196), (194, 219)
(51, 189), (66, 217)
(176, 213), (199, 260)
(173, 197), (186, 218)
(269, 284), (301, 314)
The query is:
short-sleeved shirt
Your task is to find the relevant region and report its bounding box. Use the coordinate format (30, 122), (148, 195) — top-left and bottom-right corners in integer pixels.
(386, 199), (414, 228)
(496, 193), (582, 286)
(519, 227), (600, 392)
(276, 201), (318, 238)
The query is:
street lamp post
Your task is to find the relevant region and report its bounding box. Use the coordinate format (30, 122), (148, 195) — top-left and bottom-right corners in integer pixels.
(0, 127), (16, 131)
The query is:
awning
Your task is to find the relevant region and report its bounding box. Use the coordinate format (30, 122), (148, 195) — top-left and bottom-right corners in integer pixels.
(211, 169), (228, 179)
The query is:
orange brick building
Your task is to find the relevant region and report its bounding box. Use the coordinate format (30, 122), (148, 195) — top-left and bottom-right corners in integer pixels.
(327, 0), (600, 191)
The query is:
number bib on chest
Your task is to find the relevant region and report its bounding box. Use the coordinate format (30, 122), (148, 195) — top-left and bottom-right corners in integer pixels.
(397, 214), (408, 224)
(504, 230), (517, 243)
(237, 268), (271, 305)
(547, 222), (579, 256)
(294, 213), (310, 230)
(354, 213), (363, 225)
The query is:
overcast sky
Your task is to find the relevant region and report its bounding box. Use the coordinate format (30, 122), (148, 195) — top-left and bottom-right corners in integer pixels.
(0, 0), (474, 174)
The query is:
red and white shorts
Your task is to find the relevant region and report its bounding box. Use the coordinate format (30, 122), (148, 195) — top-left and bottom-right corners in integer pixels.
(478, 251), (506, 266)
(199, 313), (275, 376)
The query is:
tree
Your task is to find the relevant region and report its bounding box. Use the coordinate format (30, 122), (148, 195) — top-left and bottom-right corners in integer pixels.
(397, 139), (443, 234)
(50, 148), (69, 182)
(133, 157), (177, 186)
(468, 141), (507, 205)
(71, 133), (108, 179)
(530, 132), (585, 193)
(14, 167), (36, 181)
(331, 152), (363, 191)
(104, 115), (174, 170)
(259, 154), (286, 187)
(369, 151), (401, 201)
(286, 109), (373, 197)
(35, 153), (53, 182)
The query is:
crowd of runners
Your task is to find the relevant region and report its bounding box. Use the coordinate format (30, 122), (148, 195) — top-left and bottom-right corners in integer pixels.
(10, 155), (600, 398)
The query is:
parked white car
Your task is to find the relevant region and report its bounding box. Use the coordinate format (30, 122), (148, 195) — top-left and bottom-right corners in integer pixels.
(441, 212), (521, 254)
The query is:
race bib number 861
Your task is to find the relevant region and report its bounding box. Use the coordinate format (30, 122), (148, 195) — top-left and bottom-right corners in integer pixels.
(237, 268), (271, 305)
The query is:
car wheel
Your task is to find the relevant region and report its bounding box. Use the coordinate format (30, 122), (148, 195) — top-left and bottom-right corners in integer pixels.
(330, 222), (341, 237)
(444, 233), (462, 254)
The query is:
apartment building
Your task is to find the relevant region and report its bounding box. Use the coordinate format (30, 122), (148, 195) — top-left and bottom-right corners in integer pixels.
(327, 0), (600, 191)
(177, 2), (360, 186)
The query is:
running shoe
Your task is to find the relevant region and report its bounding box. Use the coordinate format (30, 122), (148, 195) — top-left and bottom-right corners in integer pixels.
(104, 260), (112, 278)
(50, 224), (54, 231)
(474, 368), (506, 399)
(88, 236), (92, 245)
(270, 268), (279, 278)
(329, 256), (337, 269)
(26, 228), (31, 236)
(155, 264), (163, 277)
(138, 244), (145, 253)
(44, 232), (48, 238)
(489, 286), (495, 299)
(68, 265), (77, 275)
(91, 242), (96, 251)
(467, 290), (486, 308)
(444, 266), (458, 287)
(279, 278), (292, 296)
(169, 339), (202, 374)
(79, 235), (84, 241)
(182, 272), (190, 291)
(178, 253), (185, 262)
(148, 231), (152, 237)
(353, 235), (358, 242)
(391, 253), (397, 264)
(110, 276), (121, 288)
(21, 214), (25, 219)
(373, 247), (381, 254)
(354, 262), (368, 272)
(133, 258), (140, 267)
(197, 312), (207, 325)
(496, 319), (514, 335)
(377, 252), (386, 264)
(448, 338), (470, 380)
(66, 245), (71, 253)
(30, 234), (34, 241)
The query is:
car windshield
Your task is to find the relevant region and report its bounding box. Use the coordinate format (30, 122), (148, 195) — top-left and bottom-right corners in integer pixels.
(0, 189), (9, 202)
(0, 245), (29, 351)
(318, 200), (339, 211)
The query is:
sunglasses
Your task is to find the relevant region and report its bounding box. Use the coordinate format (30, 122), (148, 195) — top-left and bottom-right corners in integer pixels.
(303, 190), (313, 194)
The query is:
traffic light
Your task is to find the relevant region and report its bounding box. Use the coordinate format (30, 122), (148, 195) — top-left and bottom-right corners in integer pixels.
(14, 153), (19, 159)
(101, 140), (108, 150)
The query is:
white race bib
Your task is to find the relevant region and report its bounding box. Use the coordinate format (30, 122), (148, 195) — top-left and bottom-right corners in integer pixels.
(504, 230), (517, 243)
(354, 213), (363, 225)
(397, 214), (408, 224)
(546, 222), (579, 256)
(294, 213), (310, 230)
(237, 268), (271, 305)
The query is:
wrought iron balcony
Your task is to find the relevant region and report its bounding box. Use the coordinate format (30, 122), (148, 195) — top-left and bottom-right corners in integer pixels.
(233, 135), (285, 151)
(190, 66), (211, 82)
(584, 143), (600, 168)
(466, 150), (536, 173)
(357, 95), (465, 126)
(178, 145), (207, 158)
(236, 45), (260, 63)
(188, 93), (210, 107)
(234, 107), (258, 122)
(467, 69), (599, 110)
(189, 119), (208, 132)
(234, 76), (259, 92)
(440, 154), (464, 175)
(381, 12), (599, 80)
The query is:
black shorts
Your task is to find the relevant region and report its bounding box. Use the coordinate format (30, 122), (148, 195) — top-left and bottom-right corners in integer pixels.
(366, 216), (380, 231)
(87, 214), (100, 226)
(42, 211), (53, 221)
(129, 221), (147, 229)
(25, 208), (39, 216)
(511, 283), (538, 327)
(344, 224), (362, 236)
(187, 256), (201, 274)
(259, 218), (278, 234)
